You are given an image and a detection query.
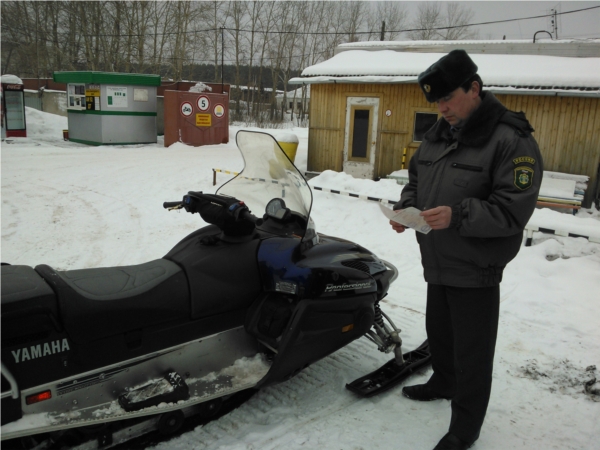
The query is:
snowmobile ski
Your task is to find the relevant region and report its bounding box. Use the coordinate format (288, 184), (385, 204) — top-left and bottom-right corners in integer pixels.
(346, 340), (431, 397)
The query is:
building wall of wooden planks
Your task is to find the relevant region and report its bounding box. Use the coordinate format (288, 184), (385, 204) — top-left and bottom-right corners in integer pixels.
(495, 94), (600, 188)
(307, 83), (600, 206)
(307, 83), (430, 177)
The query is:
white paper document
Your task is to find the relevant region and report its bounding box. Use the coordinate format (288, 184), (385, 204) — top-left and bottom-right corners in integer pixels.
(379, 203), (432, 234)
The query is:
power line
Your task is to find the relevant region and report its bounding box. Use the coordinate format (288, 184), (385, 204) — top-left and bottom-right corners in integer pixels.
(3, 5), (598, 39)
(220, 5), (600, 36)
(403, 4), (600, 34)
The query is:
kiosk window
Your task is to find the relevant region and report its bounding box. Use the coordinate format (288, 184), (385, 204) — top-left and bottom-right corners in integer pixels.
(413, 112), (438, 142)
(67, 84), (86, 110)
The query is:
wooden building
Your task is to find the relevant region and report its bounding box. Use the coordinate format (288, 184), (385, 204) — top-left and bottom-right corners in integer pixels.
(289, 41), (600, 207)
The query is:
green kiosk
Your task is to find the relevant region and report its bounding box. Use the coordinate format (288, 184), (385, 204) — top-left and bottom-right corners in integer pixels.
(53, 72), (161, 145)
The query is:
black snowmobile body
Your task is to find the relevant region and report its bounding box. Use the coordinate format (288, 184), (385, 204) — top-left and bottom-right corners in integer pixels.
(1, 131), (429, 447)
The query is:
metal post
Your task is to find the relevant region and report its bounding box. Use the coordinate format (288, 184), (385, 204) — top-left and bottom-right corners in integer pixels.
(525, 228), (534, 247)
(221, 27), (224, 93)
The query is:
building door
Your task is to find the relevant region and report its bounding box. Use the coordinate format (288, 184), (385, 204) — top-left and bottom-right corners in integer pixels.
(343, 97), (379, 179)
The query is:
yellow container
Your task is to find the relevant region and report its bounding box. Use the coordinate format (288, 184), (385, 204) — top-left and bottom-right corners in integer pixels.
(277, 141), (298, 163)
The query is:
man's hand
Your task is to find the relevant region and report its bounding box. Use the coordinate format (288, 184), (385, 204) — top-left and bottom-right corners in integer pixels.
(420, 206), (452, 230)
(390, 219), (407, 233)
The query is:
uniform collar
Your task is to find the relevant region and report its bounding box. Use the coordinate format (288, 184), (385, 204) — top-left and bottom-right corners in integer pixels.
(424, 92), (508, 147)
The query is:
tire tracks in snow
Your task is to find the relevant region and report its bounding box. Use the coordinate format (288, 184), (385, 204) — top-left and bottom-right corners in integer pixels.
(154, 312), (427, 450)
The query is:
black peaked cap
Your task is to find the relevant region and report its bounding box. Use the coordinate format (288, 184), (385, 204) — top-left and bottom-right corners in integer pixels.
(417, 49), (478, 103)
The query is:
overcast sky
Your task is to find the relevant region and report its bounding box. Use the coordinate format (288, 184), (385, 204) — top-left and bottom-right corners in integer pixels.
(398, 1), (600, 40)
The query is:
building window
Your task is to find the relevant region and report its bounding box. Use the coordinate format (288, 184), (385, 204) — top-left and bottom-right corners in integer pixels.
(67, 83), (86, 110)
(413, 112), (438, 142)
(351, 108), (370, 160)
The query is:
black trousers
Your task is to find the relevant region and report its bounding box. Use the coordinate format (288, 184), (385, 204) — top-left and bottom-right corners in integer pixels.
(425, 283), (500, 444)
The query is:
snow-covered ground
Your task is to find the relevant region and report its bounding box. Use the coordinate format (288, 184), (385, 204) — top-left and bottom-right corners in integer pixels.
(1, 108), (599, 449)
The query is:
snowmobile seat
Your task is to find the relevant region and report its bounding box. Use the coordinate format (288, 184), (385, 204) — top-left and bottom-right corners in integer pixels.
(35, 259), (190, 344)
(1, 265), (60, 335)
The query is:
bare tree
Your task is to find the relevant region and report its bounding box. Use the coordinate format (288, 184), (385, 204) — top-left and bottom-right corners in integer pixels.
(342, 1), (366, 43)
(319, 2), (351, 61)
(366, 1), (409, 41)
(101, 2), (125, 72)
(147, 2), (174, 76)
(2, 0), (449, 126)
(224, 1), (246, 118)
(409, 2), (444, 40)
(409, 2), (478, 41)
(290, 1), (327, 122)
(66, 2), (84, 69)
(266, 1), (298, 120)
(1, 2), (40, 76)
(253, 2), (278, 122)
(205, 1), (226, 82)
(242, 1), (265, 117)
(439, 2), (479, 40)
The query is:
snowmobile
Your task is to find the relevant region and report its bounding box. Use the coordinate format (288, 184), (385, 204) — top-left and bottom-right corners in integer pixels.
(1, 131), (430, 449)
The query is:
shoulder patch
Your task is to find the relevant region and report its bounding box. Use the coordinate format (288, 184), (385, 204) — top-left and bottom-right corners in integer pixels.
(514, 166), (534, 190)
(513, 156), (535, 165)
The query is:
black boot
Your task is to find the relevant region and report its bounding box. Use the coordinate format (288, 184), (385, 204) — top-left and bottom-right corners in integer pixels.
(433, 433), (474, 450)
(402, 384), (451, 401)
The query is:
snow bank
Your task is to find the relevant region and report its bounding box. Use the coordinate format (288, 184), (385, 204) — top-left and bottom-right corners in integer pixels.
(189, 82), (213, 93)
(24, 107), (68, 138)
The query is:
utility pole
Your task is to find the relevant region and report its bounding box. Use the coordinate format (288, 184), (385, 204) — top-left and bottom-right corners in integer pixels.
(221, 26), (224, 93)
(380, 21), (386, 41)
(550, 8), (558, 39)
(35, 5), (40, 88)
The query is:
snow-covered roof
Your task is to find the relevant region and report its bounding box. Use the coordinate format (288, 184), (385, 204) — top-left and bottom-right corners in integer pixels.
(289, 51), (600, 96)
(1, 74), (24, 85)
(336, 39), (600, 58)
(339, 39), (600, 47)
(275, 85), (311, 99)
(230, 84), (284, 94)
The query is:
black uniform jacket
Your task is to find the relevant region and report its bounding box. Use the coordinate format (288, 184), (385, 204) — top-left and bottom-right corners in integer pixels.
(396, 92), (543, 287)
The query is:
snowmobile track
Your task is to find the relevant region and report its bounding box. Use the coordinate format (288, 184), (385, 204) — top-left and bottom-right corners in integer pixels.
(148, 312), (427, 450)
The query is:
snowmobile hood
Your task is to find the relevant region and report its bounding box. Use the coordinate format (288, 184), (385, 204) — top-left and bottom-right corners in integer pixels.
(218, 130), (316, 243)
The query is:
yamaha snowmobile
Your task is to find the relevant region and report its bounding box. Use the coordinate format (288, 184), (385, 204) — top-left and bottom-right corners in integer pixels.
(1, 131), (430, 448)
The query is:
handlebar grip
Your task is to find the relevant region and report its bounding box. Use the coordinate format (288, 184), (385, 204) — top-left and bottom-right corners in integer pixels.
(163, 201), (182, 209)
(240, 209), (263, 226)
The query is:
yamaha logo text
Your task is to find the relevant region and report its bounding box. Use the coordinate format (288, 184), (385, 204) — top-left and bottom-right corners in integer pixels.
(11, 338), (70, 363)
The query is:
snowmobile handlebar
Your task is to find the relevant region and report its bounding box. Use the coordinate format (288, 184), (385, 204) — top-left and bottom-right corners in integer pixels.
(164, 192), (262, 235)
(238, 208), (263, 226)
(163, 201), (183, 209)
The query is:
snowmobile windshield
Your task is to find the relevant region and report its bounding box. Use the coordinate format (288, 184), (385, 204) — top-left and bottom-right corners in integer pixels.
(217, 130), (317, 244)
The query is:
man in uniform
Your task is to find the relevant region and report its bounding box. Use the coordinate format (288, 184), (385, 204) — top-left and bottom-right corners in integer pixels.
(391, 50), (543, 450)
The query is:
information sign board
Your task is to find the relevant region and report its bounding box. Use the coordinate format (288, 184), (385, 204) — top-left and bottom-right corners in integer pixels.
(107, 86), (128, 107)
(196, 114), (212, 127)
(181, 102), (193, 117)
(197, 96), (210, 111)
